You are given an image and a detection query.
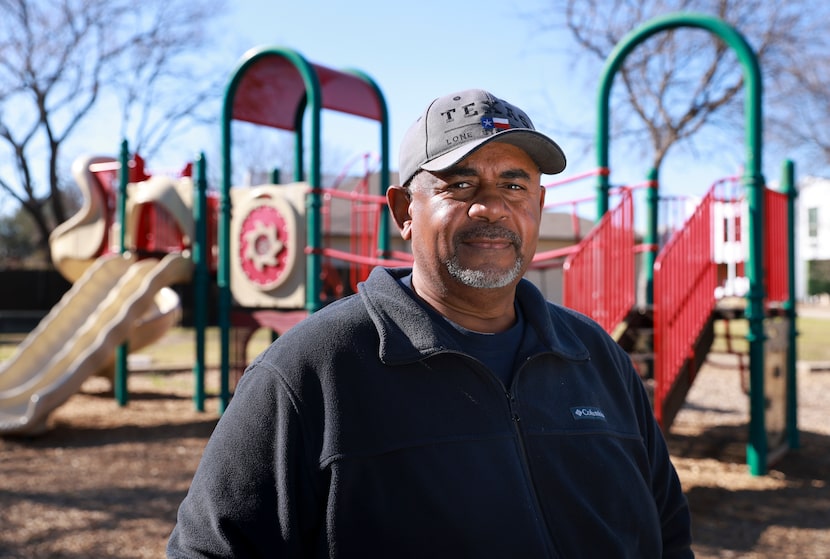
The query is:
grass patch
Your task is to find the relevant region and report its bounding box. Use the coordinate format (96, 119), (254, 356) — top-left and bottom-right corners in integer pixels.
(1, 313), (827, 368)
(0, 327), (274, 368)
(130, 327), (274, 369)
(711, 316), (830, 362)
(796, 316), (830, 362)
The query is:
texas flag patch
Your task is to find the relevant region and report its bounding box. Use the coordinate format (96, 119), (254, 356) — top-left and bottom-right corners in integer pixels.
(481, 117), (511, 131)
(492, 117), (511, 129)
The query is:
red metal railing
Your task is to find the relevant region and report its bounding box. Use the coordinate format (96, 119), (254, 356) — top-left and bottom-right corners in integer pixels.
(318, 186), (412, 289)
(653, 187), (717, 426)
(562, 189), (635, 334)
(658, 193), (702, 247)
(541, 168), (611, 246)
(709, 177), (789, 304)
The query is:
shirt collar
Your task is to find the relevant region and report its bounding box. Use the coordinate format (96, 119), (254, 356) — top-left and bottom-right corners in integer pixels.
(359, 267), (590, 365)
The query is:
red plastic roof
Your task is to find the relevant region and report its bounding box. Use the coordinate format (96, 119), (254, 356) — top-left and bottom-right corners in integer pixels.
(231, 54), (384, 130)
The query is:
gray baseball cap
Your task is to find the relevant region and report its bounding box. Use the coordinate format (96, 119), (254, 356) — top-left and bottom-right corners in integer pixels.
(398, 88), (566, 186)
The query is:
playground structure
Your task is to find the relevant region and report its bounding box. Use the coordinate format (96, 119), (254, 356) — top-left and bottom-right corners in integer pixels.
(0, 14), (797, 475)
(0, 154), (195, 435)
(594, 13), (797, 476)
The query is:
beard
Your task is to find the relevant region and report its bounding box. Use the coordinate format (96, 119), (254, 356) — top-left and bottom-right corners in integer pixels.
(444, 224), (524, 289)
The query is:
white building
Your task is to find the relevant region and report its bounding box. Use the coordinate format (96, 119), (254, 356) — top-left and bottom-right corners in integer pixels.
(797, 177), (830, 300)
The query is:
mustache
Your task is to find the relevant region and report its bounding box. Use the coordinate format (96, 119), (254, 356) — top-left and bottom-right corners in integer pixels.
(454, 224), (522, 247)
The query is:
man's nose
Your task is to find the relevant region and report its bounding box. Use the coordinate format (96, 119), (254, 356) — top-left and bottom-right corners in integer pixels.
(468, 189), (508, 221)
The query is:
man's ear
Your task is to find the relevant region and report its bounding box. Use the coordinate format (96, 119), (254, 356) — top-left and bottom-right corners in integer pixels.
(386, 185), (413, 240)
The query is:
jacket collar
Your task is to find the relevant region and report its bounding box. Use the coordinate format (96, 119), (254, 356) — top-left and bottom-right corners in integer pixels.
(359, 267), (590, 366)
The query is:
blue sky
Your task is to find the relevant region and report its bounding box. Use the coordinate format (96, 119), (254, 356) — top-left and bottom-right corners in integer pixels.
(69, 0), (760, 205)
(223, 0), (570, 161)
(219, 0), (600, 191)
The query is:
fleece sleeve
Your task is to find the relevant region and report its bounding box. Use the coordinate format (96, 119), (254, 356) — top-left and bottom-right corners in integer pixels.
(632, 373), (694, 559)
(167, 365), (323, 558)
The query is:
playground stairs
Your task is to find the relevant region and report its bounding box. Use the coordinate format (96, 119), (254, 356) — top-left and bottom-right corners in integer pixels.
(614, 304), (718, 430)
(614, 305), (655, 394)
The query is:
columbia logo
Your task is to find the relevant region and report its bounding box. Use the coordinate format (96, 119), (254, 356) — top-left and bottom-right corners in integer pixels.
(570, 406), (607, 421)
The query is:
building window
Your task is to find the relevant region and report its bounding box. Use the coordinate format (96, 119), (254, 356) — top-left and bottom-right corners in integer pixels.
(808, 207), (819, 238)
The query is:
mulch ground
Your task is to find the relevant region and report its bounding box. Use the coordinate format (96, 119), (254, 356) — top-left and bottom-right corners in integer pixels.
(1, 356), (829, 558)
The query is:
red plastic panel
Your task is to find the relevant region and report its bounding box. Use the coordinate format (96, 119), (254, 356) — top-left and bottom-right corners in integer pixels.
(764, 189), (789, 303)
(232, 55), (383, 130)
(134, 203), (186, 254)
(314, 64), (383, 121)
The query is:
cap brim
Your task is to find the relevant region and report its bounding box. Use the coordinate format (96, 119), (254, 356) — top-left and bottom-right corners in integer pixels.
(421, 129), (566, 176)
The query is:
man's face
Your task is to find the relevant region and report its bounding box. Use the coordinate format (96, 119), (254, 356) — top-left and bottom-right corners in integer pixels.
(392, 142), (545, 294)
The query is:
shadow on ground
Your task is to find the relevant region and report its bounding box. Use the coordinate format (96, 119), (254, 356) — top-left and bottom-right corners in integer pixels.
(669, 426), (830, 555)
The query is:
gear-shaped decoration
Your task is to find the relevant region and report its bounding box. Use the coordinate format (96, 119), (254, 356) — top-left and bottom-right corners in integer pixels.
(230, 183), (306, 309)
(238, 204), (290, 290)
(244, 220), (283, 271)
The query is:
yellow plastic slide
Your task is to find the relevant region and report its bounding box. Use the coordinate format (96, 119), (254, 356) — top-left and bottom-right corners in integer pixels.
(0, 253), (193, 436)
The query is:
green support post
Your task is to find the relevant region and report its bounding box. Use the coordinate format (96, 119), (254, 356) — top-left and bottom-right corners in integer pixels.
(219, 97), (233, 413)
(192, 153), (208, 412)
(293, 106), (305, 182)
(644, 168), (659, 305)
(345, 68), (391, 253)
(115, 140), (130, 407)
(596, 12), (769, 474)
(782, 159), (799, 449)
(220, 47), (323, 412)
(306, 98), (323, 313)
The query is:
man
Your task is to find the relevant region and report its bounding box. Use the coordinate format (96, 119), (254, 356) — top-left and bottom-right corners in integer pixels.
(168, 89), (693, 557)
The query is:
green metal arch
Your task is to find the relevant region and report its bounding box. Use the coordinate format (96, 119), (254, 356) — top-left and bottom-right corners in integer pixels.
(341, 67), (392, 254)
(596, 12), (763, 214)
(595, 12), (770, 475)
(217, 46), (389, 412)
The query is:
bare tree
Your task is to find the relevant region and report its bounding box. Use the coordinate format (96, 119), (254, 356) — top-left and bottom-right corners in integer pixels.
(531, 0), (830, 177)
(764, 21), (830, 169)
(0, 0), (226, 264)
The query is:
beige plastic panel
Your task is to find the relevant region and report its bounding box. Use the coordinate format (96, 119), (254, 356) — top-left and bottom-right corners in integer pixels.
(230, 183), (308, 309)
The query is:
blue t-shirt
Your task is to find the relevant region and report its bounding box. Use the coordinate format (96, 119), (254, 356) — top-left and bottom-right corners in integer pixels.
(398, 274), (524, 387)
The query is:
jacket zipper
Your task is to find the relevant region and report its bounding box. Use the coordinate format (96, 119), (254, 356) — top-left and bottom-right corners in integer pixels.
(449, 351), (563, 558)
(507, 360), (563, 559)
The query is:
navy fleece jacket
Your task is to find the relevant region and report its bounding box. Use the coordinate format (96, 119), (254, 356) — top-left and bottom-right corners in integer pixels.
(168, 266), (693, 558)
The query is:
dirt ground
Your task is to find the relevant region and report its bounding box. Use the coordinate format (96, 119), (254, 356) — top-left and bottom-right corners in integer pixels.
(1, 341), (829, 557)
